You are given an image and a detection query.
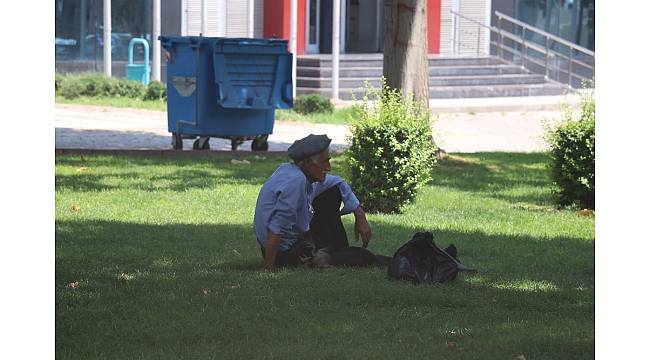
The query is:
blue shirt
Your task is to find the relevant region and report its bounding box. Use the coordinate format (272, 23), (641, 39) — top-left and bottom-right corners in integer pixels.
(253, 163), (360, 251)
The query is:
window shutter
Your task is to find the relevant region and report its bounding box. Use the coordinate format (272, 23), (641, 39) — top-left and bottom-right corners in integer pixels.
(185, 0), (226, 36)
(440, 0), (488, 56)
(458, 0), (488, 56)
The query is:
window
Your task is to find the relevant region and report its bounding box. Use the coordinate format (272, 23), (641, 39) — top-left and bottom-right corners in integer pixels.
(55, 0), (153, 63)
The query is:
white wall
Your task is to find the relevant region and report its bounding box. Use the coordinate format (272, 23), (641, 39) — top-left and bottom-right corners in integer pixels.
(185, 0), (264, 37)
(440, 0), (489, 56)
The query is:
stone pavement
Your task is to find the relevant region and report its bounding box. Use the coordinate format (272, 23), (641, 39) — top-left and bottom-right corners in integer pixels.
(55, 103), (569, 153)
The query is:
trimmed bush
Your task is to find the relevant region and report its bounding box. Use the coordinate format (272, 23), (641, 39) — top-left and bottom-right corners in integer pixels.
(293, 93), (334, 115)
(58, 73), (145, 99)
(59, 77), (85, 99)
(143, 80), (167, 101)
(110, 78), (145, 98)
(347, 80), (436, 213)
(55, 73), (64, 93)
(545, 88), (595, 209)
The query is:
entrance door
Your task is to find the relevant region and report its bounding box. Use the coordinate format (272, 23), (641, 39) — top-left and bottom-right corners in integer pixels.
(306, 0), (320, 53)
(345, 0), (383, 53)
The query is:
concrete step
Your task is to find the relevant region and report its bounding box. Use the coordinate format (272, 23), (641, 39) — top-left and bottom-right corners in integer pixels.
(431, 65), (524, 76)
(296, 74), (547, 89)
(297, 66), (383, 78)
(297, 56), (506, 68)
(297, 83), (569, 100)
(297, 64), (527, 78)
(427, 83), (569, 98)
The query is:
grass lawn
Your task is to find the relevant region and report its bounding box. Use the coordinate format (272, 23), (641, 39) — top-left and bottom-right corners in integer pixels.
(55, 95), (168, 112)
(55, 152), (594, 359)
(55, 95), (356, 125)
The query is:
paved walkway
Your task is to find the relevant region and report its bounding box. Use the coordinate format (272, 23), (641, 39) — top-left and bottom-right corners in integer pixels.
(55, 103), (568, 153)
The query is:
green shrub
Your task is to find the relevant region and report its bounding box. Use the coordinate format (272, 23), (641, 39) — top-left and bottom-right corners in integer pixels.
(110, 78), (145, 98)
(293, 93), (334, 115)
(55, 73), (64, 93)
(545, 88), (595, 209)
(59, 77), (84, 99)
(143, 80), (167, 101)
(58, 73), (145, 99)
(347, 80), (436, 213)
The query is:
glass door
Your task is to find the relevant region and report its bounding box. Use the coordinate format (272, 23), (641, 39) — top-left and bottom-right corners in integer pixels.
(306, 0), (320, 53)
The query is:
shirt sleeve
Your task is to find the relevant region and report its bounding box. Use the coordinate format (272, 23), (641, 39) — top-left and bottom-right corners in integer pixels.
(267, 183), (303, 238)
(337, 180), (360, 215)
(314, 174), (360, 215)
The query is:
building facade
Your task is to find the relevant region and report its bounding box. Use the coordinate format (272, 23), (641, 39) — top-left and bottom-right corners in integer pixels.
(492, 0), (594, 51)
(262, 0), (446, 55)
(55, 0), (593, 78)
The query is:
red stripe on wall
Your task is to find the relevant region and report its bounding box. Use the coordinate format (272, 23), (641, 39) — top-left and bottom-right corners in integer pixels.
(263, 0), (306, 55)
(263, 0), (289, 39)
(297, 0), (306, 55)
(428, 0), (441, 54)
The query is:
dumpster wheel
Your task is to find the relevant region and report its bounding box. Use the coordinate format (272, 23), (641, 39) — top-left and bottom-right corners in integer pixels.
(172, 133), (183, 150)
(231, 139), (244, 151)
(251, 135), (269, 151)
(193, 136), (211, 150)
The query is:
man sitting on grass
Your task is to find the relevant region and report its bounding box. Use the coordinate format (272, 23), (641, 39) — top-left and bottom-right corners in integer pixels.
(253, 134), (389, 271)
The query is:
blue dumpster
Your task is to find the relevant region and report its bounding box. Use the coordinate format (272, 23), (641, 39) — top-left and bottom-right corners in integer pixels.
(159, 36), (293, 150)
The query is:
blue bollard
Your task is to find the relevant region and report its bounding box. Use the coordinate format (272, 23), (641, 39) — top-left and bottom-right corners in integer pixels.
(126, 38), (151, 85)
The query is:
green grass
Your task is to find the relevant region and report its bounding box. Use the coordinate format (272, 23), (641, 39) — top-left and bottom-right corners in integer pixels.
(56, 95), (168, 112)
(55, 95), (357, 125)
(275, 106), (360, 125)
(55, 152), (594, 359)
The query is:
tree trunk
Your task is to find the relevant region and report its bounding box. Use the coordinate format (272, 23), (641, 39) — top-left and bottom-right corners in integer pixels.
(383, 0), (429, 105)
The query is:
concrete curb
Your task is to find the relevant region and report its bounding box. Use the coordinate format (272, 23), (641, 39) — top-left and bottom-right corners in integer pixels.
(55, 148), (288, 157)
(334, 94), (581, 113)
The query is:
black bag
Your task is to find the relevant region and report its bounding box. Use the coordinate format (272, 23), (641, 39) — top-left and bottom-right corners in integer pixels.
(387, 232), (477, 284)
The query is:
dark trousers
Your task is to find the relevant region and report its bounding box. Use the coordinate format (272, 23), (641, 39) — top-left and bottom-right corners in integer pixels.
(261, 186), (389, 267)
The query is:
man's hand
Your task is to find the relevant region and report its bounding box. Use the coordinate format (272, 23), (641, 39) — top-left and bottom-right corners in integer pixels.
(353, 206), (372, 248)
(264, 232), (282, 271)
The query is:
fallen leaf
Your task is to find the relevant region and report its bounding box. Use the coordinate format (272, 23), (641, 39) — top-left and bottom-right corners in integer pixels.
(70, 204), (81, 212)
(66, 281), (79, 289)
(226, 284), (240, 289)
(446, 341), (458, 350)
(577, 209), (595, 217)
(514, 354), (526, 360)
(118, 273), (135, 281)
(76, 167), (90, 173)
(201, 288), (212, 296)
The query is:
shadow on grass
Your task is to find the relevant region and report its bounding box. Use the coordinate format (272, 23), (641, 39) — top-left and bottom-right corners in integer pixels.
(57, 217), (593, 291)
(55, 154), (287, 192)
(56, 218), (593, 359)
(56, 152), (554, 204)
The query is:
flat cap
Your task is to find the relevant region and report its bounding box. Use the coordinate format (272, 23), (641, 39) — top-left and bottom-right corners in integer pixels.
(288, 134), (331, 163)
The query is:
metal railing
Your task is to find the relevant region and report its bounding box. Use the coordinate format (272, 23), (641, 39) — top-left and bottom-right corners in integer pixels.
(451, 10), (488, 57)
(450, 10), (595, 89)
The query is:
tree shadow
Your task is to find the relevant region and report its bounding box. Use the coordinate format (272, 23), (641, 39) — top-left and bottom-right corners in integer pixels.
(365, 219), (594, 291)
(55, 154), (287, 192)
(56, 217), (594, 292)
(56, 217), (593, 358)
(56, 220), (263, 275)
